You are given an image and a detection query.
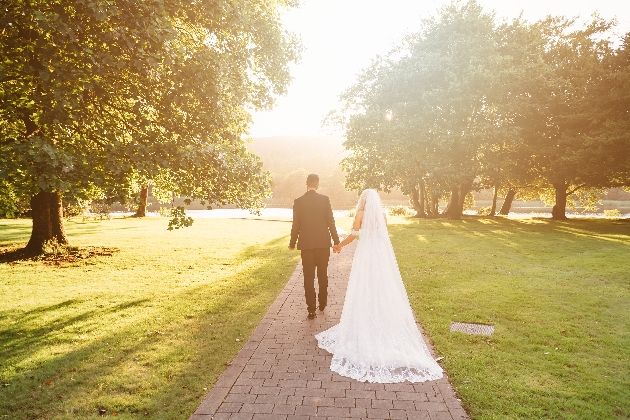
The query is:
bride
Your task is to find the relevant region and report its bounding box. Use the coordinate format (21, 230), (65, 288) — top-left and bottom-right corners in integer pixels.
(316, 189), (444, 383)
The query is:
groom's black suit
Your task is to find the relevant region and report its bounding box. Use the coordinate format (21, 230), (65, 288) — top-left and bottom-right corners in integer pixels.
(290, 190), (340, 313)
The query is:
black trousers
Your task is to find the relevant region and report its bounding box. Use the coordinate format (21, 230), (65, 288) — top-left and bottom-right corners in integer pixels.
(301, 248), (330, 313)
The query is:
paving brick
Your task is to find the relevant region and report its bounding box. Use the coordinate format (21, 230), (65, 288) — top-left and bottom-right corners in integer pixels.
(228, 414), (253, 420)
(302, 396), (334, 407)
(239, 403), (274, 414)
(272, 404), (297, 415)
(294, 387), (326, 397)
(355, 397), (373, 408)
(252, 414), (287, 420)
(334, 397), (356, 407)
(346, 389), (377, 399)
(386, 384), (417, 392)
(427, 411), (454, 420)
(397, 392), (429, 402)
(449, 408), (469, 420)
(376, 390), (398, 400)
(372, 399), (394, 409)
(392, 400), (416, 410)
(249, 385), (281, 395)
(216, 402), (242, 413)
(350, 407), (367, 418)
(414, 402), (450, 412)
(389, 409), (408, 419)
(224, 393), (256, 404)
(206, 414), (230, 420)
(294, 405), (318, 416)
(254, 394), (288, 404)
(317, 406), (351, 417)
(325, 388), (346, 398)
(406, 411), (431, 420)
(365, 407), (391, 418)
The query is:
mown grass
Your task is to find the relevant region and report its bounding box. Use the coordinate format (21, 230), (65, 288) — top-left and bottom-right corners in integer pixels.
(0, 216), (299, 419)
(388, 217), (630, 420)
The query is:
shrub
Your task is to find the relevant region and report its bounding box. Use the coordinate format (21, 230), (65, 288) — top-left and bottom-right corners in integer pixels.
(477, 205), (492, 216)
(64, 201), (89, 218)
(388, 205), (411, 216)
(604, 209), (621, 217)
(90, 200), (112, 220)
(463, 191), (475, 211)
(157, 207), (170, 217)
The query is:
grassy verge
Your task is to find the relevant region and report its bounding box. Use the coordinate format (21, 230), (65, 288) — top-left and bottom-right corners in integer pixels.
(0, 216), (299, 419)
(388, 217), (629, 419)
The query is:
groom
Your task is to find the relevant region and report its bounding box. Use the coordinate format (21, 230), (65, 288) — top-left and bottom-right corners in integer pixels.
(288, 174), (340, 320)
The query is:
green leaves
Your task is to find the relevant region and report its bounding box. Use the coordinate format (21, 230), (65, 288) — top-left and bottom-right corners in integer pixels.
(167, 206), (193, 231)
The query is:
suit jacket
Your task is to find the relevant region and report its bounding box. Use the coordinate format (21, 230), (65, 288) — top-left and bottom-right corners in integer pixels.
(290, 190), (340, 250)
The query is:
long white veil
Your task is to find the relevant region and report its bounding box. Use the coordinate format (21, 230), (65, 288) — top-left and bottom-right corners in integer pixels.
(355, 189), (387, 241)
(316, 189), (443, 383)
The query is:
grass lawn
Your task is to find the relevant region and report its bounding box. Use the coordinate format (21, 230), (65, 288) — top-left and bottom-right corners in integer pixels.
(0, 216), (299, 419)
(388, 217), (630, 419)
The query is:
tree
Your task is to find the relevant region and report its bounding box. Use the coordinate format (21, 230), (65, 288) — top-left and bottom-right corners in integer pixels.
(514, 18), (630, 219)
(0, 0), (300, 255)
(332, 1), (516, 220)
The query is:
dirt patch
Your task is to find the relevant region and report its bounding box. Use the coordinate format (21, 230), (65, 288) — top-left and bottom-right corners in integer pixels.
(0, 246), (119, 265)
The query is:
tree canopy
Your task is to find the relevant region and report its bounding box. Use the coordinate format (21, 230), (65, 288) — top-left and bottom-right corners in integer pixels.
(0, 0), (301, 254)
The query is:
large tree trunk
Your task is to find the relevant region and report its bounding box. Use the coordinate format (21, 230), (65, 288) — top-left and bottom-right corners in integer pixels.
(443, 187), (461, 220)
(551, 183), (568, 220)
(425, 181), (435, 218)
(449, 183), (470, 220)
(418, 181), (426, 218)
(490, 186), (499, 216)
(410, 186), (421, 217)
(24, 191), (68, 255)
(409, 183), (426, 218)
(499, 189), (516, 215)
(134, 185), (149, 217)
(457, 182), (472, 210)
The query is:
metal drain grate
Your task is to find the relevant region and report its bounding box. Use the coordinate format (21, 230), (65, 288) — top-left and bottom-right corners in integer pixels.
(450, 322), (494, 336)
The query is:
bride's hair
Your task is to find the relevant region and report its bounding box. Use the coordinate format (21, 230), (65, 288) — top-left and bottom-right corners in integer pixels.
(355, 189), (370, 212)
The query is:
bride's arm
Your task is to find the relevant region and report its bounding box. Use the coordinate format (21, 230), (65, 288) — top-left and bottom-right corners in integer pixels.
(335, 211), (363, 250)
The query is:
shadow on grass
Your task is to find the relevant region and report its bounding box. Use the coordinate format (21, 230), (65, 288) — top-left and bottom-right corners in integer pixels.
(0, 235), (297, 419)
(404, 216), (630, 248)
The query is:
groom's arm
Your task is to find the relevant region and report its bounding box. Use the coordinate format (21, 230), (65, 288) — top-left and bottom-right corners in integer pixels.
(326, 197), (340, 246)
(289, 200), (300, 249)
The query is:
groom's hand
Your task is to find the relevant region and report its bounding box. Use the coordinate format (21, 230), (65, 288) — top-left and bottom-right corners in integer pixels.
(288, 246), (295, 251)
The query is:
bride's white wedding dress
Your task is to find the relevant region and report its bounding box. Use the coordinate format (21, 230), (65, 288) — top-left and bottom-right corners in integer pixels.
(316, 189), (443, 383)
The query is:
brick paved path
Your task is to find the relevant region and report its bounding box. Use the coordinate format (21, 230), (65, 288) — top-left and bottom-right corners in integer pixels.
(191, 242), (469, 420)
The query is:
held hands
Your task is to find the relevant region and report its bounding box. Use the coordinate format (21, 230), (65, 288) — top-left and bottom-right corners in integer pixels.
(332, 244), (342, 254)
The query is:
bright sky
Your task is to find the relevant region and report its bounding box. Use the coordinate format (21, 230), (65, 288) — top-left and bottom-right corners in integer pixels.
(249, 0), (630, 139)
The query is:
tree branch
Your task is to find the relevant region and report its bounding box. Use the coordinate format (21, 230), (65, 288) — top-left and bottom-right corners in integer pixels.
(566, 183), (586, 196)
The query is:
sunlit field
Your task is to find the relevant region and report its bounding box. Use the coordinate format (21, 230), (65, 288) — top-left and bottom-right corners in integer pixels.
(389, 217), (630, 419)
(0, 217), (300, 419)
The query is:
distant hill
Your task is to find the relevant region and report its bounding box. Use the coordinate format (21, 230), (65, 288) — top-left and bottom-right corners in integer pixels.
(248, 136), (406, 208)
(248, 136), (347, 175)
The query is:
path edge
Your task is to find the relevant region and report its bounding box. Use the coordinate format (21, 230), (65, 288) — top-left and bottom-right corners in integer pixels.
(189, 259), (302, 418)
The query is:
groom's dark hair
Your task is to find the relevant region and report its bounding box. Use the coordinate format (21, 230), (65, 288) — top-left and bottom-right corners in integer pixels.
(306, 173), (319, 188)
